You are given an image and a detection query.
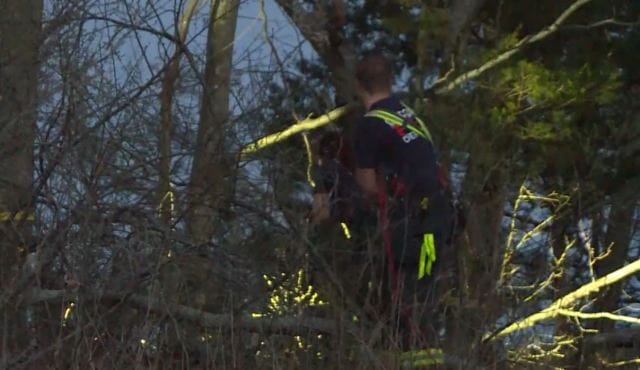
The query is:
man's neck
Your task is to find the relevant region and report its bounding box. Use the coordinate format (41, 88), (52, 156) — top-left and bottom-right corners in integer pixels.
(363, 91), (392, 110)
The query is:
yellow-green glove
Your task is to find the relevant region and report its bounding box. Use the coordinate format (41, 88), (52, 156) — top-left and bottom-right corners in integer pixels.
(418, 233), (436, 279)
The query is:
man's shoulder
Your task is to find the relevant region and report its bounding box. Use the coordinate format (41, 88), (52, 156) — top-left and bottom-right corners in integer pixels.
(357, 112), (386, 130)
(360, 96), (402, 128)
(369, 95), (403, 112)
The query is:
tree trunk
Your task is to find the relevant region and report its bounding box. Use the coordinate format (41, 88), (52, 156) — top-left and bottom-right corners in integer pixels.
(449, 146), (508, 367)
(0, 0), (43, 363)
(159, 55), (180, 230)
(550, 205), (587, 369)
(187, 0), (240, 244)
(593, 194), (634, 322)
(275, 0), (357, 104)
(159, 0), (201, 232)
(165, 2), (242, 358)
(445, 0), (487, 62)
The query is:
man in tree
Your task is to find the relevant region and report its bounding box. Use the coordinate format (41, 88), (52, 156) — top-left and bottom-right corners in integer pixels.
(352, 51), (451, 348)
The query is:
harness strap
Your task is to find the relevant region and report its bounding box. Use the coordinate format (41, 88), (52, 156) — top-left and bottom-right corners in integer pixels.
(365, 106), (433, 143)
(399, 102), (433, 143)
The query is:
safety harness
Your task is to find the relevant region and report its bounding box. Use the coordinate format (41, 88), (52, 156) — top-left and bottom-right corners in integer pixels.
(365, 103), (433, 143)
(365, 104), (437, 282)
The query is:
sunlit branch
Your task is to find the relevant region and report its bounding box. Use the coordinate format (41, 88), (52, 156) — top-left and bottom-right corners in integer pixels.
(239, 106), (350, 157)
(514, 337), (576, 363)
(563, 17), (640, 30)
(592, 242), (614, 265)
(500, 182), (527, 286)
(433, 0), (594, 94)
(488, 258), (640, 340)
(499, 184), (570, 287)
(556, 308), (640, 326)
(523, 239), (576, 303)
(520, 194), (569, 204)
(302, 133), (315, 187)
(514, 214), (555, 251)
(603, 358), (640, 368)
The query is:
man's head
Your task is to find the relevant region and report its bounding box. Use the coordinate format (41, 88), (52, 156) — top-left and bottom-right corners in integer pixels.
(355, 51), (393, 107)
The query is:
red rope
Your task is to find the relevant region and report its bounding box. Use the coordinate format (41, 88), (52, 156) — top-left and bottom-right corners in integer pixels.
(377, 191), (400, 305)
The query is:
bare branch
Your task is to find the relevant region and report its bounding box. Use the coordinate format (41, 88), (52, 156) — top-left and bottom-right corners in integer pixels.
(79, 13), (176, 43)
(602, 358), (640, 368)
(562, 17), (640, 30)
(556, 308), (640, 326)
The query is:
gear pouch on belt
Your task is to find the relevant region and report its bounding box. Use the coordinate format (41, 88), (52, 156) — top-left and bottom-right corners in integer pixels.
(390, 191), (451, 266)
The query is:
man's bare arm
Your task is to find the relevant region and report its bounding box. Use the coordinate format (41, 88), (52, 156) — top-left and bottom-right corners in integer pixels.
(355, 168), (379, 196)
(310, 192), (331, 223)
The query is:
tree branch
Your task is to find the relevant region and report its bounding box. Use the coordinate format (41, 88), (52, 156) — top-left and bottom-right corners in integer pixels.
(239, 106), (350, 158)
(80, 14), (177, 43)
(25, 288), (356, 335)
(444, 0), (487, 62)
(556, 308), (640, 326)
(487, 258), (640, 340)
(562, 17), (640, 30)
(275, 0), (357, 104)
(433, 0), (594, 94)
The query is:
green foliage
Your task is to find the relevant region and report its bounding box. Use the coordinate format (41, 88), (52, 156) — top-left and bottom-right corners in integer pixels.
(485, 60), (621, 142)
(495, 31), (522, 54)
(380, 11), (415, 35)
(518, 116), (573, 141)
(417, 5), (449, 41)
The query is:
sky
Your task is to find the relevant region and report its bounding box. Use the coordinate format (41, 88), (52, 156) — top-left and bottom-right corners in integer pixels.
(40, 0), (313, 101)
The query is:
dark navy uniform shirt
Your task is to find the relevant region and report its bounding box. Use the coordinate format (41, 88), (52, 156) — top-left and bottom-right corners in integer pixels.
(354, 96), (439, 196)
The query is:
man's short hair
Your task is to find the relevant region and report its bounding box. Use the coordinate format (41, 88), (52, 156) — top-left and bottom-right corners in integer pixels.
(355, 52), (393, 94)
